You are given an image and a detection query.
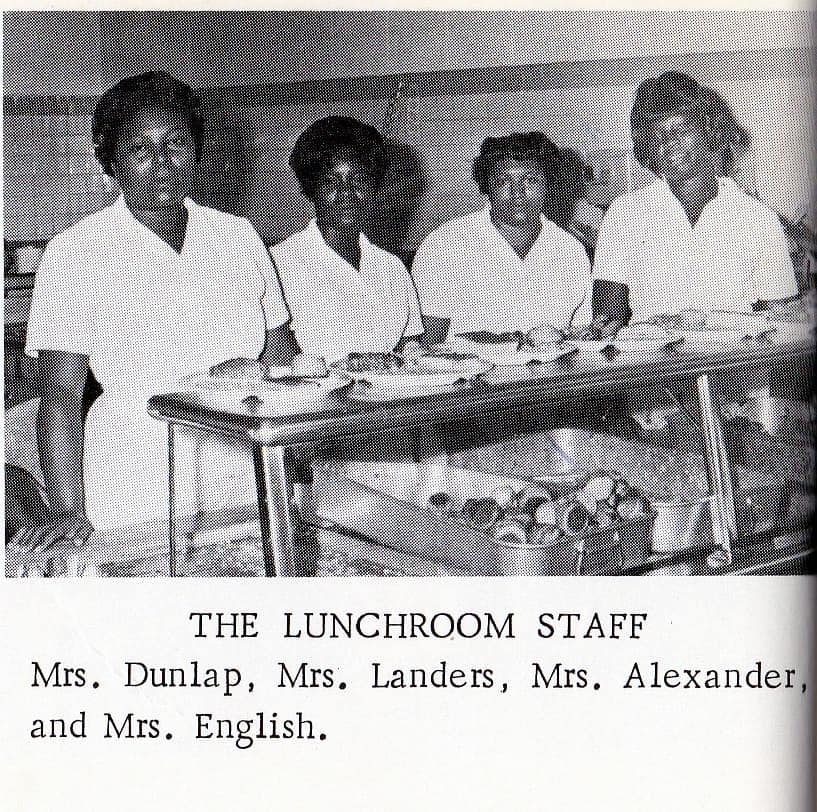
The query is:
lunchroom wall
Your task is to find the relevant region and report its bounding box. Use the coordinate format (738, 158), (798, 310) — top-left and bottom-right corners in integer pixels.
(3, 10), (813, 260)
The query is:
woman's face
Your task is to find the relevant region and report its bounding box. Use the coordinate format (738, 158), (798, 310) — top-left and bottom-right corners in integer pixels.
(311, 151), (377, 235)
(111, 106), (196, 212)
(648, 114), (714, 182)
(485, 158), (548, 228)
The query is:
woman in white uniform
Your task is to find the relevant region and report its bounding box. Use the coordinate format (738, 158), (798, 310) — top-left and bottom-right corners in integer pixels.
(412, 131), (591, 344)
(592, 71), (798, 328)
(13, 72), (294, 550)
(270, 116), (423, 362)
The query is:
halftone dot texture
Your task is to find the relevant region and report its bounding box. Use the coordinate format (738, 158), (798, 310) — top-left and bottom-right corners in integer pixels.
(4, 11), (812, 577)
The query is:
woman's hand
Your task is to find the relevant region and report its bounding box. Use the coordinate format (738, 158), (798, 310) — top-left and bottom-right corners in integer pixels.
(10, 509), (94, 552)
(573, 314), (623, 340)
(209, 358), (268, 379)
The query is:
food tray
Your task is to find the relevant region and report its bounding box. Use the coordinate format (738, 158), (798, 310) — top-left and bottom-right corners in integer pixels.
(446, 427), (786, 549)
(312, 457), (656, 576)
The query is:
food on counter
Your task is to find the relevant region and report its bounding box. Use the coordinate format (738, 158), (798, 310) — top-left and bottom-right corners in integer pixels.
(428, 492), (454, 512)
(423, 471), (650, 547)
(615, 495), (649, 520)
(460, 497), (502, 530)
(580, 474), (616, 502)
(345, 351), (404, 372)
(525, 324), (565, 349)
(339, 350), (488, 383)
(491, 486), (517, 508)
(458, 330), (524, 344)
(565, 315), (622, 341)
(528, 523), (562, 546)
(647, 310), (706, 329)
(493, 518), (530, 546)
(290, 353), (329, 377)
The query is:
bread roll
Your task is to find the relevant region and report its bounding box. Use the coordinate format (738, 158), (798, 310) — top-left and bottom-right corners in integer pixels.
(461, 498), (502, 530)
(526, 324), (565, 349)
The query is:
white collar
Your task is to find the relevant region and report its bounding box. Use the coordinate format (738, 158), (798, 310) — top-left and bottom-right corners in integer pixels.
(305, 218), (370, 255)
(112, 193), (197, 250)
(480, 202), (552, 231)
(479, 203), (553, 250)
(113, 192), (196, 224)
(655, 175), (733, 198)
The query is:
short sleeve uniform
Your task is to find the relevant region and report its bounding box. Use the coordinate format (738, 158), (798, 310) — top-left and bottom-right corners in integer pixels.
(411, 206), (592, 335)
(592, 177), (797, 321)
(271, 220), (422, 362)
(19, 195), (289, 534)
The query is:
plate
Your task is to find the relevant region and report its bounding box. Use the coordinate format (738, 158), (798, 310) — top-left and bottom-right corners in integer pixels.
(508, 343), (579, 365)
(437, 336), (576, 366)
(332, 356), (492, 389)
(438, 336), (522, 364)
(572, 339), (615, 352)
(608, 338), (682, 354)
(180, 373), (347, 414)
(762, 320), (814, 344)
(674, 328), (751, 346)
(701, 311), (768, 333)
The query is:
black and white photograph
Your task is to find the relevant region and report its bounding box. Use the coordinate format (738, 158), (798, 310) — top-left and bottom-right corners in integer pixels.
(3, 9), (815, 579)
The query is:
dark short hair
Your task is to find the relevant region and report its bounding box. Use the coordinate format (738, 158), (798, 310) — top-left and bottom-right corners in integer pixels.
(92, 71), (205, 176)
(289, 116), (388, 197)
(630, 71), (750, 175)
(472, 132), (562, 195)
(472, 132), (585, 227)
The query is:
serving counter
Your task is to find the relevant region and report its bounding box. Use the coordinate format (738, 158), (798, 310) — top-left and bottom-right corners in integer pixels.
(147, 337), (815, 578)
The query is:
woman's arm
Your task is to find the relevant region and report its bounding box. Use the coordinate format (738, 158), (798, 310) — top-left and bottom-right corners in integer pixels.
(261, 323), (300, 366)
(585, 279), (630, 337)
(419, 315), (450, 347)
(210, 324), (300, 377)
(592, 279), (630, 323)
(14, 350), (94, 550)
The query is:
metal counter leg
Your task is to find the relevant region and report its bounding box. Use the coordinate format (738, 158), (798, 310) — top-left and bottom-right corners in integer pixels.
(695, 373), (738, 569)
(168, 422), (177, 578)
(252, 445), (297, 577)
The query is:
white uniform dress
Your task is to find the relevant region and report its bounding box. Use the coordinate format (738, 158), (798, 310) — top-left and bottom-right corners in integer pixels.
(270, 219), (423, 362)
(270, 220), (424, 469)
(21, 194), (290, 533)
(592, 176), (799, 410)
(592, 177), (798, 320)
(411, 205), (592, 334)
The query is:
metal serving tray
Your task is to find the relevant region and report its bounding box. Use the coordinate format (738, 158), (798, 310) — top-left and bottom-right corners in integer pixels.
(444, 427), (786, 553)
(312, 456), (655, 576)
